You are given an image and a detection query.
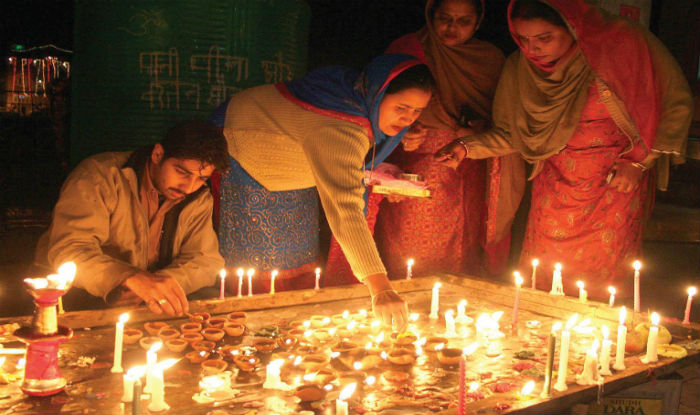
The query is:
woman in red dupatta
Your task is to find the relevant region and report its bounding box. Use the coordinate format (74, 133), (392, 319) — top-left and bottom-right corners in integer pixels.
(325, 0), (509, 284)
(436, 0), (692, 299)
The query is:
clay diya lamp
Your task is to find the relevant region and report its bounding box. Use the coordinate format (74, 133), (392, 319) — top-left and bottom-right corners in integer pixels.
(394, 332), (418, 346)
(287, 328), (305, 337)
(188, 312), (211, 323)
(331, 340), (361, 356)
(335, 329), (353, 339)
(437, 347), (463, 366)
(202, 328), (225, 342)
(309, 315), (330, 328)
(218, 345), (239, 362)
(331, 314), (349, 326)
(299, 354), (329, 372)
(123, 328), (143, 345)
(382, 370), (410, 384)
(311, 328), (332, 344)
(144, 321), (170, 336)
(139, 336), (161, 351)
(227, 311), (247, 325)
(233, 354), (259, 372)
(361, 354), (384, 368)
(222, 322), (245, 337)
(425, 336), (448, 353)
(185, 350), (210, 364)
(253, 337), (277, 353)
(309, 368), (337, 385)
(201, 359), (228, 376)
(157, 327), (181, 341)
(387, 348), (416, 365)
(192, 340), (216, 352)
(276, 334), (298, 349)
(206, 317), (227, 329)
(294, 384), (326, 402)
(180, 322), (202, 334)
(165, 338), (188, 353)
(181, 332), (204, 344)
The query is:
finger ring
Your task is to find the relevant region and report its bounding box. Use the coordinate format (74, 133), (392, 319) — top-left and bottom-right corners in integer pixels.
(157, 298), (167, 305)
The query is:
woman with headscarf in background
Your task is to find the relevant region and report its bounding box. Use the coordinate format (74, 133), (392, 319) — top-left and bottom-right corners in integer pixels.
(436, 0), (692, 298)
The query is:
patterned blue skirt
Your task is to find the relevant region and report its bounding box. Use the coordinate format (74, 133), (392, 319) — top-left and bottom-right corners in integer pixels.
(218, 156), (319, 273)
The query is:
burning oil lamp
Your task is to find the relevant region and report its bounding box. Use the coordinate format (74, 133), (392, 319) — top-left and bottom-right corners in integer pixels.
(15, 262), (76, 396)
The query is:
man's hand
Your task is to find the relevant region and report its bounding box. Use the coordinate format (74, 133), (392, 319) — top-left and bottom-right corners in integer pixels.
(607, 161), (645, 193)
(434, 139), (468, 169)
(123, 272), (189, 316)
(402, 122), (428, 152)
(365, 273), (408, 332)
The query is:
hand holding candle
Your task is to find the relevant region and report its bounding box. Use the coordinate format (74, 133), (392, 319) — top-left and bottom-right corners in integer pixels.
(111, 312), (129, 373)
(683, 287), (696, 325)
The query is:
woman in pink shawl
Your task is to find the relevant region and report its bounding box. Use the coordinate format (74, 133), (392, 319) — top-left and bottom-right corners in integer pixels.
(436, 0), (692, 298)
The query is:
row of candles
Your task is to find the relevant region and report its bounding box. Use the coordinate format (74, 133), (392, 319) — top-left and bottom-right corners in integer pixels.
(217, 267), (324, 299)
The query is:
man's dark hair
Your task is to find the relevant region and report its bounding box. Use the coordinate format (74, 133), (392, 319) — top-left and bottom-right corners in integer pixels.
(511, 0), (567, 28)
(161, 120), (229, 172)
(384, 64), (436, 96)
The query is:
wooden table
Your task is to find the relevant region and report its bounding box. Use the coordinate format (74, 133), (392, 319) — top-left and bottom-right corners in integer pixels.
(1, 274), (698, 415)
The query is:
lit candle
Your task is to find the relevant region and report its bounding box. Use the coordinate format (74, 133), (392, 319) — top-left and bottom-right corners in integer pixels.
(541, 322), (560, 397)
(406, 258), (414, 280)
(336, 382), (356, 415)
(314, 267), (321, 290)
(56, 261), (77, 313)
(132, 376), (142, 415)
(456, 299), (470, 325)
(458, 354), (466, 415)
(147, 358), (178, 412)
(577, 281), (587, 303)
(554, 314), (578, 391)
(519, 380), (535, 399)
(633, 260), (641, 312)
(111, 312), (129, 373)
(512, 272), (523, 332)
(576, 339), (600, 385)
(599, 326), (612, 376)
(445, 310), (457, 337)
(246, 268), (254, 296)
(550, 263), (564, 296)
(613, 306), (627, 371)
(270, 270), (278, 295)
(236, 268), (244, 298)
(218, 269), (226, 300)
(531, 258), (539, 290)
(641, 312), (660, 364)
(121, 366), (145, 402)
(429, 282), (441, 319)
(608, 286), (616, 307)
(144, 341), (162, 393)
(263, 359), (286, 390)
(683, 287), (696, 325)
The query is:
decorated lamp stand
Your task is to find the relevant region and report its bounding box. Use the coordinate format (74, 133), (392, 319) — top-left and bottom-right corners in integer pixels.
(15, 266), (75, 396)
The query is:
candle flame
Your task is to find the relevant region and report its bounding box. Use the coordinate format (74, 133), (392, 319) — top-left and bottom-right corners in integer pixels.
(149, 341), (163, 354)
(458, 299), (467, 309)
(381, 351), (388, 360)
(24, 278), (48, 289)
(619, 306), (627, 325)
(330, 351), (340, 359)
(342, 310), (350, 319)
(359, 309), (368, 318)
(602, 325), (609, 340)
(328, 328), (337, 336)
(591, 338), (600, 355)
(463, 342), (479, 356)
(365, 342), (373, 350)
(577, 281), (584, 289)
(16, 358), (25, 370)
(126, 365), (147, 379)
(271, 269), (278, 278)
(514, 271), (523, 286)
(409, 313), (419, 322)
(532, 258), (539, 266)
(315, 267), (321, 275)
(407, 258), (414, 267)
(371, 320), (381, 328)
(155, 358), (178, 371)
(269, 359), (284, 373)
(552, 322), (562, 332)
(219, 269), (226, 279)
(302, 372), (317, 382)
(293, 356), (302, 366)
(303, 320), (311, 328)
(246, 268), (255, 277)
(492, 311), (504, 322)
(339, 382), (357, 401)
(118, 312), (129, 324)
(236, 268), (244, 277)
(346, 321), (357, 330)
(469, 382), (479, 392)
(57, 261), (77, 283)
(651, 312), (660, 326)
(434, 343), (445, 351)
(365, 375), (376, 386)
(376, 332), (385, 343)
(324, 384), (333, 391)
(521, 380), (535, 396)
(633, 260), (641, 271)
(555, 263), (562, 271)
(353, 361), (362, 370)
(434, 282), (442, 289)
(689, 287), (697, 296)
(608, 286), (616, 295)
(565, 314), (579, 330)
(322, 317), (331, 325)
(445, 309), (454, 319)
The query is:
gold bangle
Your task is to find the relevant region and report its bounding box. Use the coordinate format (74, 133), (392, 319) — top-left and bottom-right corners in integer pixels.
(456, 139), (469, 157)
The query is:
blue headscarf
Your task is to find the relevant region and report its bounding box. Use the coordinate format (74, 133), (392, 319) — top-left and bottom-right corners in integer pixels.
(281, 53), (422, 170)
